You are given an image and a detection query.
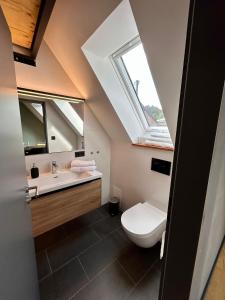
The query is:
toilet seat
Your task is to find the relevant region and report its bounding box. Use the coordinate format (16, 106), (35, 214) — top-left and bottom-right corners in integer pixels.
(121, 202), (167, 248)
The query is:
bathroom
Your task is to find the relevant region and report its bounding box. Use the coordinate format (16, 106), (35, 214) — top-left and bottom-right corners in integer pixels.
(0, 0), (225, 300)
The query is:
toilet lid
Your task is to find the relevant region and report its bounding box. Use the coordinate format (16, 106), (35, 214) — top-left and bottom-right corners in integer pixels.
(121, 202), (166, 235)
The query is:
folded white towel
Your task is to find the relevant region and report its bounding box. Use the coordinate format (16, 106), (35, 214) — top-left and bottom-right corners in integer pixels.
(71, 159), (96, 167)
(71, 166), (96, 173)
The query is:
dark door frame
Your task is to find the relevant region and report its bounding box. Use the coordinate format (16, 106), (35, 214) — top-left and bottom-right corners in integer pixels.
(159, 0), (225, 299)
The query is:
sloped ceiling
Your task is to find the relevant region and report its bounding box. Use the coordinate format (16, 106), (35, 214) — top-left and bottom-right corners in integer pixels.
(44, 0), (189, 142)
(44, 0), (129, 142)
(15, 41), (81, 97)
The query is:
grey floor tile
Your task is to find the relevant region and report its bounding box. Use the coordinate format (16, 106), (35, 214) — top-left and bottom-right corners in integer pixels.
(117, 227), (130, 241)
(35, 225), (67, 252)
(78, 230), (130, 279)
(65, 209), (104, 234)
(40, 258), (88, 300)
(117, 242), (161, 282)
(71, 261), (133, 300)
(39, 276), (60, 300)
(54, 258), (88, 299)
(92, 214), (121, 238)
(36, 251), (51, 280)
(47, 227), (100, 271)
(98, 203), (110, 218)
(127, 262), (161, 300)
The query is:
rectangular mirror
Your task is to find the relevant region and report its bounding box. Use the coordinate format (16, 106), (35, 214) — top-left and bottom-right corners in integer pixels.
(18, 89), (84, 155)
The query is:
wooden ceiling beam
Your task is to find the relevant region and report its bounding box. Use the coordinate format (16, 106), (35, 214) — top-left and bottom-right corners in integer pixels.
(0, 0), (55, 65)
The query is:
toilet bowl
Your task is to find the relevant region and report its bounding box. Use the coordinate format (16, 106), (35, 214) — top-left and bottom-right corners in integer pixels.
(121, 202), (167, 248)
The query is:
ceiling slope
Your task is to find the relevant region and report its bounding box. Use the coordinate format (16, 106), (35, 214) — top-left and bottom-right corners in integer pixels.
(15, 41), (82, 97)
(44, 0), (128, 142)
(44, 0), (189, 143)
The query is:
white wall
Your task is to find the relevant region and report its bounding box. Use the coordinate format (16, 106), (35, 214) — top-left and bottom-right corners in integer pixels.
(190, 84), (225, 300)
(84, 104), (111, 204)
(111, 142), (173, 212)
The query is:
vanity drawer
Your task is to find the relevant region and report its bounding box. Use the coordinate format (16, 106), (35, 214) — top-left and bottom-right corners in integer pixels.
(29, 179), (101, 237)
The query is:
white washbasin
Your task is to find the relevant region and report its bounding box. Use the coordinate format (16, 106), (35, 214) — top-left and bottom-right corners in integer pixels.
(27, 169), (102, 197)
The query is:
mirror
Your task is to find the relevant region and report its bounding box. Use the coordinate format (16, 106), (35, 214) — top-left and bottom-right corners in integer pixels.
(18, 91), (84, 155)
(19, 100), (48, 155)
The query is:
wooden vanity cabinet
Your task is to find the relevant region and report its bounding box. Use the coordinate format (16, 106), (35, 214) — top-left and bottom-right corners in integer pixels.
(29, 179), (101, 237)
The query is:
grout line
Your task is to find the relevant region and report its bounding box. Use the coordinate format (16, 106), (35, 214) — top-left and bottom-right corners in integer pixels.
(67, 281), (90, 300)
(68, 258), (118, 300)
(40, 225), (126, 279)
(50, 234), (101, 274)
(124, 259), (160, 300)
(43, 230), (102, 275)
(77, 256), (89, 281)
(45, 249), (53, 274)
(90, 227), (102, 241)
(76, 237), (102, 258)
(38, 272), (52, 283)
(117, 260), (136, 285)
(52, 257), (76, 273)
(75, 227), (126, 257)
(77, 225), (122, 258)
(37, 209), (123, 281)
(88, 218), (122, 241)
(76, 231), (114, 258)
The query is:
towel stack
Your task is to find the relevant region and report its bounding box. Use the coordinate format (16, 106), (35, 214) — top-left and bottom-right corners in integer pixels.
(71, 159), (96, 173)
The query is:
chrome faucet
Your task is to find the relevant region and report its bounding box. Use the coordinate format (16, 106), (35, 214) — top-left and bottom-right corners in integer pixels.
(51, 161), (58, 174)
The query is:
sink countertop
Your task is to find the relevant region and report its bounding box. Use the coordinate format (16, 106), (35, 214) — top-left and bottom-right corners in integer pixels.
(27, 169), (102, 197)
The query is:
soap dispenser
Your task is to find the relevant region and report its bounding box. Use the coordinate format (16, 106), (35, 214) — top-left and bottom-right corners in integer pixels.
(31, 163), (39, 179)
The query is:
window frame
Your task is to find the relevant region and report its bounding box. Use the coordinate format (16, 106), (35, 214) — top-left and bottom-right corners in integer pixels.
(111, 36), (173, 146)
(111, 36), (149, 131)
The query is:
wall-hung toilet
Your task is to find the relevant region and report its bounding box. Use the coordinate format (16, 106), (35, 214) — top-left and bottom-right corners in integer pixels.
(121, 202), (167, 248)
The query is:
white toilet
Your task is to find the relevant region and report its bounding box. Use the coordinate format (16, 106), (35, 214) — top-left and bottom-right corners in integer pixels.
(121, 202), (167, 248)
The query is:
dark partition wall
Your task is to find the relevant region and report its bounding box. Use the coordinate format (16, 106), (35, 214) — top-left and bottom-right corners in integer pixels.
(159, 0), (225, 299)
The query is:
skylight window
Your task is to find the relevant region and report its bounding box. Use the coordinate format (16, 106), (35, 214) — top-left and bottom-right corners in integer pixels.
(112, 37), (172, 146)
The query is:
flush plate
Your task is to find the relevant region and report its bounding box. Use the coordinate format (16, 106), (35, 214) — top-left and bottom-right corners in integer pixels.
(151, 158), (171, 176)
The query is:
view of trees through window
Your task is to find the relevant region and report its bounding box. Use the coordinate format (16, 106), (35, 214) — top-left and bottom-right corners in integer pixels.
(121, 43), (166, 127)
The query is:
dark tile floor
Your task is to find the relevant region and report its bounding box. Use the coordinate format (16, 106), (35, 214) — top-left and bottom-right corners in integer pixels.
(35, 204), (161, 300)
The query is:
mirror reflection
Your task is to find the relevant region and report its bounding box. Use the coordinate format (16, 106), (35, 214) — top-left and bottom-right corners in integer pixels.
(19, 96), (84, 155)
(19, 101), (48, 155)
